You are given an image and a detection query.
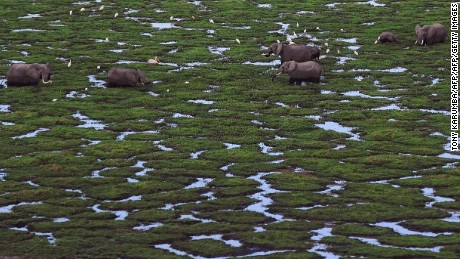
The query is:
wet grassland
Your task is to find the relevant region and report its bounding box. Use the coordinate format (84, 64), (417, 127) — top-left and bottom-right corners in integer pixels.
(0, 0), (458, 258)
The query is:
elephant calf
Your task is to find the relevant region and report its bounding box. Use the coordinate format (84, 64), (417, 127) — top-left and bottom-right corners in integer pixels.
(7, 63), (52, 86)
(375, 32), (399, 44)
(273, 61), (322, 85)
(415, 23), (446, 45)
(107, 68), (150, 87)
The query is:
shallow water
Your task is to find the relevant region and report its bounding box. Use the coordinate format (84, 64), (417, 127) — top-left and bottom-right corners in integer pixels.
(87, 75), (106, 87)
(12, 128), (49, 139)
(72, 111), (107, 130)
(350, 236), (442, 252)
(133, 222), (163, 231)
(315, 121), (361, 141)
(259, 143), (284, 156)
(372, 221), (452, 237)
(245, 172), (288, 221)
(0, 104), (11, 112)
(184, 178), (213, 189)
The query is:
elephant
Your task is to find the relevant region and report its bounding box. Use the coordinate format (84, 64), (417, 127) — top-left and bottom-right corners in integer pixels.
(272, 61), (322, 85)
(309, 46), (321, 59)
(261, 42), (314, 64)
(415, 23), (446, 45)
(6, 63), (52, 86)
(375, 32), (400, 44)
(107, 68), (150, 87)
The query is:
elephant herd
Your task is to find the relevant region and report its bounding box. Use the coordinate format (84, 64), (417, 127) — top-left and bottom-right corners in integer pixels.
(4, 23), (447, 87)
(267, 22), (447, 85)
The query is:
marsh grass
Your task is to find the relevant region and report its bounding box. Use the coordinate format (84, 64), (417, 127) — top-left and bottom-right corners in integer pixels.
(0, 0), (456, 258)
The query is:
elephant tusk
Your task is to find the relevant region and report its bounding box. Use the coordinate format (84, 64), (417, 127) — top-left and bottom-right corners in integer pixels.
(276, 72), (282, 75)
(374, 39), (378, 44)
(42, 79), (52, 84)
(421, 40), (424, 45)
(415, 40), (418, 45)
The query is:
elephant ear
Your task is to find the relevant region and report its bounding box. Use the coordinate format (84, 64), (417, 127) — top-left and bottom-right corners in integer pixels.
(273, 43), (283, 55)
(286, 61), (297, 73)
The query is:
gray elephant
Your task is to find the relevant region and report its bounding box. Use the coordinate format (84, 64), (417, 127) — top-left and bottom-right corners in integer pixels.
(6, 63), (52, 86)
(375, 32), (400, 44)
(415, 23), (446, 45)
(272, 61), (322, 85)
(261, 42), (314, 64)
(107, 68), (150, 87)
(310, 46), (321, 59)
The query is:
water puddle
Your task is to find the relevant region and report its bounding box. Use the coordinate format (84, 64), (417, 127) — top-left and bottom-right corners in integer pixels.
(191, 234), (243, 247)
(0, 104), (11, 112)
(12, 128), (49, 139)
(151, 22), (179, 30)
(243, 60), (281, 66)
(315, 121), (361, 141)
(259, 143), (284, 156)
(86, 167), (114, 179)
(18, 13), (42, 19)
(188, 99), (214, 105)
(65, 189), (87, 199)
(53, 217), (70, 223)
(342, 91), (397, 101)
(357, 0), (386, 7)
(153, 140), (174, 151)
(26, 180), (39, 187)
(337, 56), (356, 65)
(220, 163), (236, 177)
(371, 103), (404, 111)
(245, 172), (288, 221)
(2, 121), (15, 126)
(224, 143), (241, 149)
(10, 226), (57, 245)
(184, 178), (213, 189)
(12, 28), (46, 32)
(109, 49), (127, 53)
(309, 226), (340, 259)
(350, 236), (441, 252)
(190, 150), (206, 159)
(0, 201), (43, 213)
(257, 3), (272, 8)
(172, 113), (194, 118)
(66, 90), (91, 99)
(133, 160), (154, 177)
(0, 169), (6, 181)
(87, 75), (106, 87)
(443, 211), (460, 223)
(91, 204), (129, 220)
(133, 222), (163, 231)
(72, 111), (107, 130)
(336, 38), (358, 44)
(179, 214), (215, 223)
(421, 187), (455, 208)
(116, 130), (159, 141)
(317, 180), (347, 197)
(208, 46), (230, 55)
(297, 204), (328, 211)
(372, 221), (452, 237)
(115, 60), (141, 64)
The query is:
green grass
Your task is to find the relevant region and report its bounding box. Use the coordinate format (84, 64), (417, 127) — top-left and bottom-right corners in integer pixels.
(0, 0), (457, 258)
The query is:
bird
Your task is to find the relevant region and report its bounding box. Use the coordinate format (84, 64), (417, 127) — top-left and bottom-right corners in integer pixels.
(104, 37), (109, 42)
(99, 5), (104, 11)
(354, 51), (359, 55)
(68, 59), (72, 67)
(209, 19), (214, 23)
(80, 8), (85, 11)
(114, 13), (119, 18)
(69, 10), (73, 15)
(296, 22), (299, 28)
(236, 38), (240, 44)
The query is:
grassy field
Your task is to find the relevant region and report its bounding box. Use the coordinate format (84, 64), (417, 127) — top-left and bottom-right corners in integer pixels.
(0, 0), (458, 258)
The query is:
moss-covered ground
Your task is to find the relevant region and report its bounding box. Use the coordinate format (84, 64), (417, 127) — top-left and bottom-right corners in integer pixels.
(0, 0), (457, 258)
